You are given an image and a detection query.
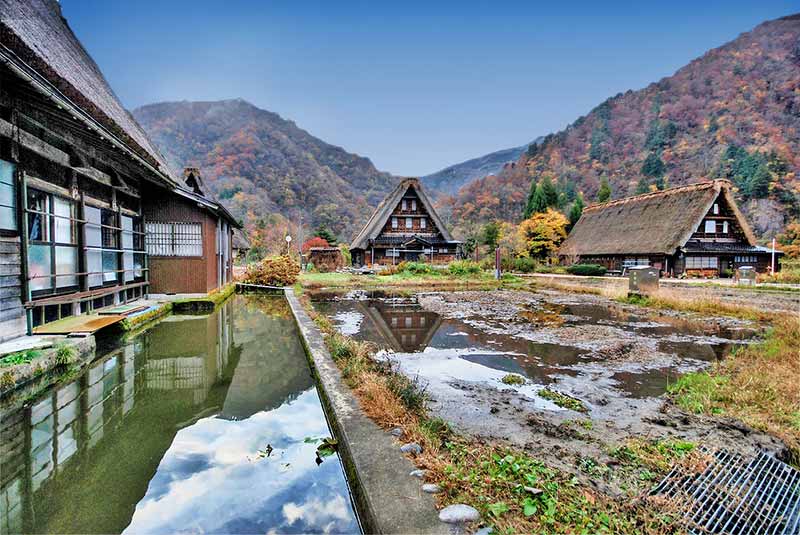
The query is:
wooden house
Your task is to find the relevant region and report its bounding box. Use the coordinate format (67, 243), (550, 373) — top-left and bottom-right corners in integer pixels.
(559, 179), (782, 277)
(349, 178), (461, 266)
(0, 0), (237, 338)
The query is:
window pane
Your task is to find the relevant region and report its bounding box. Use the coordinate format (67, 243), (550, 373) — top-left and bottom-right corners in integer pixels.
(29, 244), (52, 291)
(85, 206), (102, 247)
(0, 181), (15, 231)
(87, 250), (103, 288)
(53, 197), (76, 244)
(123, 252), (133, 282)
(133, 252), (144, 278)
(102, 210), (117, 248)
(103, 251), (118, 282)
(28, 190), (49, 241)
(405, 218), (412, 229)
(704, 220), (715, 233)
(121, 215), (134, 250)
(55, 246), (78, 288)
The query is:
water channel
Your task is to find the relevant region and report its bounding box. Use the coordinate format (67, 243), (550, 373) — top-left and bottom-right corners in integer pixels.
(0, 295), (359, 534)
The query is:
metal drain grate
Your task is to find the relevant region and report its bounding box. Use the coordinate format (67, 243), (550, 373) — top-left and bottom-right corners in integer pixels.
(651, 449), (800, 535)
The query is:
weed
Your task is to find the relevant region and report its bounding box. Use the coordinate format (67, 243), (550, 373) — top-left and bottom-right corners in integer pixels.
(0, 371), (14, 390)
(538, 388), (588, 412)
(501, 373), (526, 385)
(0, 348), (42, 367)
(54, 343), (77, 366)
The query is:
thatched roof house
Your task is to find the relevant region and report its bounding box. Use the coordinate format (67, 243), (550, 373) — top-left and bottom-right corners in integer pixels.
(560, 180), (780, 276)
(349, 178), (461, 266)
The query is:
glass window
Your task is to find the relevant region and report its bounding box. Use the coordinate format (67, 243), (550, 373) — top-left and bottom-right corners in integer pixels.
(713, 203), (719, 214)
(704, 220), (716, 233)
(101, 210), (117, 249)
(722, 221), (729, 233)
(412, 200), (417, 211)
(55, 246), (78, 288)
(0, 160), (16, 231)
(421, 218), (427, 229)
(102, 251), (118, 283)
(28, 244), (52, 291)
(145, 222), (202, 257)
(401, 199), (407, 210)
(405, 217), (412, 229)
(53, 197), (76, 244)
(391, 217), (398, 229)
(27, 190), (49, 242)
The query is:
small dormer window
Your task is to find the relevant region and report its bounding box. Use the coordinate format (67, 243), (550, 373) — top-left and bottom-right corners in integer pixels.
(402, 199), (407, 211)
(392, 217), (398, 229)
(713, 203), (719, 214)
(412, 199), (417, 211)
(722, 221), (729, 233)
(405, 217), (413, 229)
(704, 220), (716, 233)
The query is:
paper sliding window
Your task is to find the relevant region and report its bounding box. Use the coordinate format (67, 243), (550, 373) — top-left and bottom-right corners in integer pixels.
(146, 222), (203, 257)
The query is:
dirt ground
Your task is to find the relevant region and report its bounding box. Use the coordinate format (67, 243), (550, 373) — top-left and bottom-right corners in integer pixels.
(378, 289), (790, 495)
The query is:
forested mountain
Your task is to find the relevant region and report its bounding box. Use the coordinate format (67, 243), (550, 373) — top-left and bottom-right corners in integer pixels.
(133, 99), (396, 243)
(443, 14), (800, 240)
(421, 140), (539, 197)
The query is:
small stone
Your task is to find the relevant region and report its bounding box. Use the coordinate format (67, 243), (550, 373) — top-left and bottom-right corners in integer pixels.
(390, 427), (403, 437)
(475, 528), (493, 535)
(409, 469), (427, 478)
(524, 486), (543, 495)
(438, 504), (480, 523)
(400, 442), (422, 455)
(421, 483), (441, 494)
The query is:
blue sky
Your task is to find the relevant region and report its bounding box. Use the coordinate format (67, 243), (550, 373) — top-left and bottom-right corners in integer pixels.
(62, 0), (796, 176)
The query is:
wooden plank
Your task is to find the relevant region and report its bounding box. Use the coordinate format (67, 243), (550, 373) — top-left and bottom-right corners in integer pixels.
(0, 117), (71, 166)
(0, 263), (21, 276)
(0, 275), (20, 288)
(32, 314), (124, 335)
(0, 285), (21, 298)
(0, 240), (21, 254)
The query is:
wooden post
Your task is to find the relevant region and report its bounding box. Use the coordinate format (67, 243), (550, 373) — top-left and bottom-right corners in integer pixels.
(19, 170), (33, 335)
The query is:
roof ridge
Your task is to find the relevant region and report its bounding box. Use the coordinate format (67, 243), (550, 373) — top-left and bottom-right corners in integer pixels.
(585, 179), (729, 211)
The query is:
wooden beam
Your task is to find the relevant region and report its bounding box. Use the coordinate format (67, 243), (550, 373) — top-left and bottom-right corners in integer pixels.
(0, 117), (70, 166)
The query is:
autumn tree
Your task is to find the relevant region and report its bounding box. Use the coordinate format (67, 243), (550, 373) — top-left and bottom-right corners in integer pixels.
(517, 209), (569, 260)
(301, 236), (330, 253)
(777, 221), (800, 258)
(596, 177), (612, 203)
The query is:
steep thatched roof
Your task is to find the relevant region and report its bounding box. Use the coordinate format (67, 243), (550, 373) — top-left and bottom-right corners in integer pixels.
(559, 180), (756, 257)
(350, 177), (456, 250)
(0, 0), (175, 185)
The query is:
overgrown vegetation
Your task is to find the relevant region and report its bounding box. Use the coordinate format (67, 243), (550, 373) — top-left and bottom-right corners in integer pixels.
(243, 255), (300, 286)
(668, 315), (800, 463)
(501, 373), (526, 385)
(54, 343), (77, 366)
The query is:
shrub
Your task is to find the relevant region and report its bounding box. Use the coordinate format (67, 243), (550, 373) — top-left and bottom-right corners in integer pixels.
(243, 255), (300, 286)
(401, 262), (436, 276)
(566, 263), (607, 276)
(447, 260), (482, 276)
(513, 257), (538, 273)
(54, 343), (77, 366)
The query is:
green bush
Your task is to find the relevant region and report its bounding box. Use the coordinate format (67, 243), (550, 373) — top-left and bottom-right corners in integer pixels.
(566, 263), (607, 276)
(244, 255), (301, 286)
(447, 260), (482, 276)
(402, 262), (436, 275)
(513, 257), (538, 273)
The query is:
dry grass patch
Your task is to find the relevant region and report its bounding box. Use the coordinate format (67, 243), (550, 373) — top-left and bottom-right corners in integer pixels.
(669, 315), (800, 462)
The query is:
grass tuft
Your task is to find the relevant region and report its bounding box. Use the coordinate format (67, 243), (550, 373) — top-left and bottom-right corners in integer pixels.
(538, 388), (588, 412)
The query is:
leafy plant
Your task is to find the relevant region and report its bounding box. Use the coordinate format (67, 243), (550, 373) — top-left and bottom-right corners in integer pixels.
(501, 373), (526, 385)
(54, 343), (77, 366)
(538, 389), (588, 412)
(0, 349), (41, 367)
(243, 255), (300, 286)
(566, 264), (607, 276)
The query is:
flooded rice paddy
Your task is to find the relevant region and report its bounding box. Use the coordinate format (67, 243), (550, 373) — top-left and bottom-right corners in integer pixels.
(0, 295), (358, 534)
(311, 288), (763, 459)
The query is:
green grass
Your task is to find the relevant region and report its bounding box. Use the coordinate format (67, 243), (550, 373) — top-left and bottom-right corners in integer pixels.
(0, 349), (42, 367)
(667, 373), (728, 414)
(501, 373), (526, 385)
(538, 388), (588, 412)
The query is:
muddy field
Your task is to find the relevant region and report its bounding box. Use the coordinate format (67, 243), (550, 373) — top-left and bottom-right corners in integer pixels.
(312, 288), (789, 494)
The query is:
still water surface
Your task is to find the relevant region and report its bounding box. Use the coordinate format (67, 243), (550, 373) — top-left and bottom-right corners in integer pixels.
(0, 295), (359, 534)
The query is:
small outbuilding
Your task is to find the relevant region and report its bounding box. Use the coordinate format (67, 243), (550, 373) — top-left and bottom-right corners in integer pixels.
(559, 179), (781, 277)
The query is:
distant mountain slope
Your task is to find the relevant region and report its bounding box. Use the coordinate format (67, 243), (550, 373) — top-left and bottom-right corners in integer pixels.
(446, 14), (800, 239)
(421, 140), (539, 197)
(133, 99), (396, 240)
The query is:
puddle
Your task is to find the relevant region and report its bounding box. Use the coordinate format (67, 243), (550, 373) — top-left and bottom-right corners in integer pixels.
(311, 289), (755, 422)
(0, 295), (359, 534)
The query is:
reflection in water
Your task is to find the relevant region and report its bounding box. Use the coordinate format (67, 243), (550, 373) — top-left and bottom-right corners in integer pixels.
(312, 291), (744, 404)
(0, 296), (358, 534)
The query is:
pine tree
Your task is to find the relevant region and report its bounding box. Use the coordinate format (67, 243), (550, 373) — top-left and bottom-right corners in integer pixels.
(568, 193), (585, 228)
(540, 176), (559, 208)
(635, 177), (650, 195)
(596, 177), (612, 203)
(315, 226), (337, 246)
(530, 184), (549, 214)
(524, 180), (538, 219)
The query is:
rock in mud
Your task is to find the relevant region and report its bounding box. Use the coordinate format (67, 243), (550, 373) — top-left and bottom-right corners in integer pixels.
(422, 483), (441, 494)
(390, 427), (403, 437)
(439, 504), (480, 523)
(475, 528), (493, 535)
(409, 469), (427, 478)
(400, 442), (422, 455)
(524, 486), (543, 495)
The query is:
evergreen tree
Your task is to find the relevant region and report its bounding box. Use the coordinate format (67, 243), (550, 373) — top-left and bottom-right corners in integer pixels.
(596, 177), (612, 203)
(315, 226), (337, 246)
(635, 177), (650, 195)
(480, 221), (501, 250)
(530, 184), (549, 214)
(641, 152), (666, 179)
(568, 193), (585, 228)
(540, 176), (559, 208)
(745, 164), (771, 199)
(523, 180), (538, 219)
